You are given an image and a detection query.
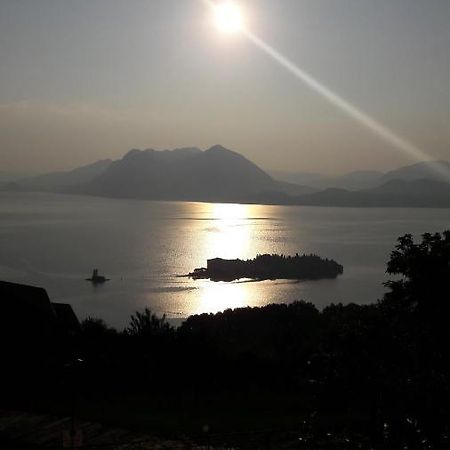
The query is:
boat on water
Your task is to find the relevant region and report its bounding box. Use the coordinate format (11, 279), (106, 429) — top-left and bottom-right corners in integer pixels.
(86, 269), (110, 284)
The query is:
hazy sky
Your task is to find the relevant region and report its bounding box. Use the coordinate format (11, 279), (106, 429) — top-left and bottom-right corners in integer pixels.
(1, 0), (449, 174)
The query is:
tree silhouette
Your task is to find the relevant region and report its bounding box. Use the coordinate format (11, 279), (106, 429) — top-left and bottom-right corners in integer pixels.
(125, 308), (173, 337)
(383, 231), (450, 317)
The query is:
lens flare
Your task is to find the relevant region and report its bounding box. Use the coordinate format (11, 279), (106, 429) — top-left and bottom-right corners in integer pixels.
(203, 0), (450, 180)
(244, 31), (450, 181)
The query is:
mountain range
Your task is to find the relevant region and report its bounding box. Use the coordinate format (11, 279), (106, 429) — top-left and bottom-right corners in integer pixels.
(2, 145), (450, 208)
(291, 178), (450, 208)
(8, 159), (113, 191)
(271, 160), (450, 191)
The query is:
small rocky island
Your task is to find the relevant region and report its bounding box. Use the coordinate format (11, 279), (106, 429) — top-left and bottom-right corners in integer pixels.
(189, 253), (343, 282)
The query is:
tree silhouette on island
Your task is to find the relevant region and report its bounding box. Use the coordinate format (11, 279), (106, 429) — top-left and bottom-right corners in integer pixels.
(189, 253), (343, 282)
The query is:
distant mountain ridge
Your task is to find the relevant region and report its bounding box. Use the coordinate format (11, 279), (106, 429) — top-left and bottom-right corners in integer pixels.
(5, 159), (113, 191)
(0, 170), (37, 183)
(2, 146), (450, 208)
(380, 160), (450, 184)
(81, 145), (313, 201)
(272, 160), (450, 191)
(293, 178), (450, 208)
(270, 169), (384, 191)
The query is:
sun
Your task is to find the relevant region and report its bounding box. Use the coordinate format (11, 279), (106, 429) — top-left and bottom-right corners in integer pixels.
(214, 2), (244, 34)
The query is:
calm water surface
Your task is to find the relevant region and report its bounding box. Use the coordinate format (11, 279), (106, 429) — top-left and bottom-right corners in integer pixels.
(1, 192), (449, 328)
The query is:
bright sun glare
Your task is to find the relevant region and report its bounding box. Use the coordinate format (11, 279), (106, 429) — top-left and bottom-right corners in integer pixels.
(214, 2), (244, 33)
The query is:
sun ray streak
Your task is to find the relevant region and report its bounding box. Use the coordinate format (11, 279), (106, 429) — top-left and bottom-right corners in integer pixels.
(242, 30), (450, 180)
(201, 0), (450, 182)
(202, 1), (449, 180)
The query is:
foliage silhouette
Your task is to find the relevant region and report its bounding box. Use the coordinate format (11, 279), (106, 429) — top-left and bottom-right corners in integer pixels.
(383, 231), (450, 316)
(125, 308), (173, 337)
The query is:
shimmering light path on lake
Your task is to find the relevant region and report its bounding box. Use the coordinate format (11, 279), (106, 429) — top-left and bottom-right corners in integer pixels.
(1, 192), (450, 328)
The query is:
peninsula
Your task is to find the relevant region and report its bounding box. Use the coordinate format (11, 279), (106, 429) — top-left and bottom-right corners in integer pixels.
(189, 253), (344, 282)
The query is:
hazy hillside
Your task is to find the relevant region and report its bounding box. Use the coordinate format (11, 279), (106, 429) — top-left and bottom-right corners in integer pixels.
(380, 160), (450, 183)
(82, 145), (314, 201)
(273, 160), (450, 190)
(271, 169), (385, 190)
(293, 178), (450, 208)
(4, 148), (450, 207)
(7, 159), (112, 191)
(0, 171), (37, 183)
(269, 170), (332, 189)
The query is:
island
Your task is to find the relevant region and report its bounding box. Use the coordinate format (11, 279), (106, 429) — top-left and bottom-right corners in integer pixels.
(188, 253), (344, 282)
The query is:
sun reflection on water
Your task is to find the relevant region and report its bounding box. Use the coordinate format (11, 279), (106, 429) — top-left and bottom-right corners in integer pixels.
(193, 279), (251, 316)
(192, 203), (259, 315)
(203, 203), (255, 260)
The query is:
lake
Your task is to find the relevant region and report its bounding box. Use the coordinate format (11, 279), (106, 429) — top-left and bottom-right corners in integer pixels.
(1, 192), (449, 328)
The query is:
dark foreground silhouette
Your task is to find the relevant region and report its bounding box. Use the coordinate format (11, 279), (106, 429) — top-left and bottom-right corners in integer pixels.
(189, 253), (343, 282)
(1, 231), (450, 449)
